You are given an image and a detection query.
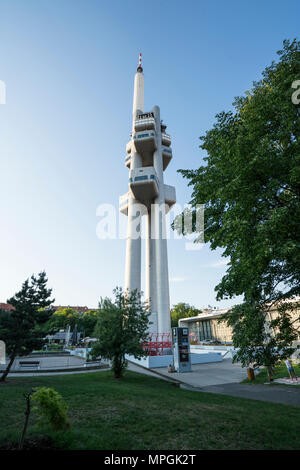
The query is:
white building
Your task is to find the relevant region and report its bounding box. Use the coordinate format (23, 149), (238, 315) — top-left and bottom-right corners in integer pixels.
(120, 54), (175, 336)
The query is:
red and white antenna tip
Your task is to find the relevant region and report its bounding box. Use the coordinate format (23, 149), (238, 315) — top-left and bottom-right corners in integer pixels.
(137, 53), (143, 72)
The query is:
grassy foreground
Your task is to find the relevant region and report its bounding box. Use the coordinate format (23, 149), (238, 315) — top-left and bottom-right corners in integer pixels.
(1, 370), (300, 450)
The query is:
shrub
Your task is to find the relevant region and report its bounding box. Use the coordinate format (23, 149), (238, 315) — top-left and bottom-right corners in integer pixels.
(32, 387), (70, 431)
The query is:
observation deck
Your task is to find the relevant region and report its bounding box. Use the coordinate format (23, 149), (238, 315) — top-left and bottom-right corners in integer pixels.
(134, 112), (156, 132)
(161, 132), (171, 147)
(119, 183), (176, 215)
(129, 167), (159, 203)
(133, 130), (157, 154)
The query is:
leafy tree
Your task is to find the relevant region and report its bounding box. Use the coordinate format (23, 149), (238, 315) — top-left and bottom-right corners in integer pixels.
(81, 310), (99, 337)
(48, 308), (80, 331)
(0, 272), (54, 382)
(171, 303), (202, 328)
(225, 302), (299, 381)
(91, 287), (150, 378)
(173, 39), (300, 374)
(48, 308), (100, 338)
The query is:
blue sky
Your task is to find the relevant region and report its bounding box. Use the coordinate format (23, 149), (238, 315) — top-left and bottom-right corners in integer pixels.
(0, 0), (299, 309)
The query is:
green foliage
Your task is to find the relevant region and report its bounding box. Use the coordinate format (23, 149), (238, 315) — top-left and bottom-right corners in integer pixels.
(91, 287), (151, 378)
(0, 272), (54, 381)
(224, 303), (299, 370)
(32, 387), (70, 431)
(170, 303), (201, 327)
(173, 39), (300, 371)
(48, 308), (99, 337)
(49, 308), (80, 330)
(81, 310), (99, 337)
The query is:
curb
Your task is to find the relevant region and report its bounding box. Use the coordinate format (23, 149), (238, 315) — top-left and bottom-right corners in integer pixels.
(5, 365), (108, 375)
(127, 360), (187, 386)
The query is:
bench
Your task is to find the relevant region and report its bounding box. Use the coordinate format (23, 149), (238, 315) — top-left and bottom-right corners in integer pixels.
(19, 361), (40, 370)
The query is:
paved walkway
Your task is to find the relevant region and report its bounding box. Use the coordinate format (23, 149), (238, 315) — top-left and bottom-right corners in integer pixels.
(128, 360), (300, 407)
(182, 382), (300, 406)
(151, 358), (246, 387)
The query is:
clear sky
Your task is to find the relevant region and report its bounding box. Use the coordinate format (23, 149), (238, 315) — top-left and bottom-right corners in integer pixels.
(0, 0), (299, 309)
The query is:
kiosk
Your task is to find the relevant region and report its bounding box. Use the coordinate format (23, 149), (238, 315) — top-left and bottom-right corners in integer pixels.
(172, 327), (192, 372)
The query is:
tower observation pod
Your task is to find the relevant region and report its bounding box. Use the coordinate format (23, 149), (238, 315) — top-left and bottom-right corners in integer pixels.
(119, 54), (176, 338)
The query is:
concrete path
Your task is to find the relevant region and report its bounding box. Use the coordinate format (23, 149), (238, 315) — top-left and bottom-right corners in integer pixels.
(183, 382), (300, 407)
(151, 358), (247, 387)
(129, 359), (300, 407)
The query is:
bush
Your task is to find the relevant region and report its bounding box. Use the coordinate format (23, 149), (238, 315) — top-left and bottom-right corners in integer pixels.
(32, 387), (70, 431)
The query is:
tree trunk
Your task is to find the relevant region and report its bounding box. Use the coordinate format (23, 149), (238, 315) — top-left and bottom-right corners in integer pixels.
(113, 355), (123, 379)
(0, 355), (15, 382)
(267, 365), (273, 382)
(19, 391), (32, 450)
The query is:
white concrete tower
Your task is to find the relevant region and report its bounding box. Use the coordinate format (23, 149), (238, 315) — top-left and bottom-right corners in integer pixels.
(119, 54), (176, 336)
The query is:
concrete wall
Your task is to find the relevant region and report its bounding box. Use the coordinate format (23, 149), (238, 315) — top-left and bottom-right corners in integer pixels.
(126, 351), (222, 369)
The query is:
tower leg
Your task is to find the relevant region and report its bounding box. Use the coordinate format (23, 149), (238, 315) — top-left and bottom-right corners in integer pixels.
(152, 105), (171, 336)
(125, 150), (143, 294)
(151, 198), (171, 335)
(145, 211), (158, 333)
(125, 195), (142, 293)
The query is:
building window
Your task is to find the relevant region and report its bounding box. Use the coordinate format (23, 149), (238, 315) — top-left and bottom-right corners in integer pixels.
(135, 175), (148, 181)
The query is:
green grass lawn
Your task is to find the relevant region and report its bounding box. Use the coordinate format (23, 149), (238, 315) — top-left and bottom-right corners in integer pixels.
(243, 361), (300, 385)
(1, 370), (300, 450)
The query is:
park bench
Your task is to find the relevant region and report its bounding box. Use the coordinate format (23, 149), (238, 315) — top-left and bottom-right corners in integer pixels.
(19, 360), (40, 370)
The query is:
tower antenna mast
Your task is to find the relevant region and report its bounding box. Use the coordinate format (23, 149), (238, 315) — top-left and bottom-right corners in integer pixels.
(137, 52), (143, 72)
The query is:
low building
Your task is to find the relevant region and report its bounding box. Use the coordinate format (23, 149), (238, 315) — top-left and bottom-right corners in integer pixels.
(179, 300), (300, 346)
(46, 330), (82, 345)
(179, 308), (232, 344)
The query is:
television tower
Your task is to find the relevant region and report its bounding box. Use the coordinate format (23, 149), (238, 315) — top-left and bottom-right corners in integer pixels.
(119, 54), (176, 336)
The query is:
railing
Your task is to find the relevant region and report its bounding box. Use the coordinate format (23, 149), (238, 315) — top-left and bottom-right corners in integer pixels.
(135, 113), (156, 132)
(142, 333), (172, 356)
(161, 133), (171, 146)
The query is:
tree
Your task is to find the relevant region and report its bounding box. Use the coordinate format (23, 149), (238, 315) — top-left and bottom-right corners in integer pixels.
(81, 310), (99, 337)
(225, 302), (299, 381)
(48, 308), (100, 339)
(91, 287), (150, 378)
(0, 272), (54, 382)
(171, 303), (202, 328)
(173, 39), (300, 374)
(48, 308), (80, 331)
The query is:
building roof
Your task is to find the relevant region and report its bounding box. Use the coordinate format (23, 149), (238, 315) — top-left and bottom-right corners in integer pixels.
(179, 308), (230, 323)
(0, 303), (15, 312)
(52, 306), (90, 313)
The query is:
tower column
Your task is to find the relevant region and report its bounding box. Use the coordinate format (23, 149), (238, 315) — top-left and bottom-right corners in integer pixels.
(125, 54), (144, 295)
(152, 105), (171, 335)
(125, 151), (142, 293)
(145, 211), (158, 333)
(122, 55), (174, 339)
